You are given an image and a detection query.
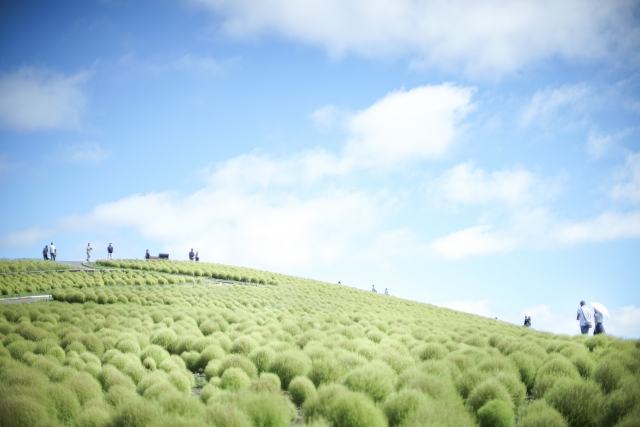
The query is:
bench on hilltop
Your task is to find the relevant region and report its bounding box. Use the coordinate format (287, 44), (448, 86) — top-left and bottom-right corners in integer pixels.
(146, 253), (169, 260)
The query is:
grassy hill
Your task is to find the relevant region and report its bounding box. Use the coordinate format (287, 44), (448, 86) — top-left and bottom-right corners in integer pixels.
(0, 259), (638, 427)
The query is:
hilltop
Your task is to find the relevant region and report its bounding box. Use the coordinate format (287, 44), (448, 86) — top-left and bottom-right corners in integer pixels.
(0, 259), (639, 427)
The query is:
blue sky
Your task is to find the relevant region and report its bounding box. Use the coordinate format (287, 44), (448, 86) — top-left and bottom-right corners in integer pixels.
(1, 0), (639, 336)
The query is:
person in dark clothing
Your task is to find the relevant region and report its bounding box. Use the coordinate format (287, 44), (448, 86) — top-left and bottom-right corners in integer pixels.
(189, 248), (195, 261)
(107, 243), (114, 260)
(145, 249), (150, 260)
(524, 315), (532, 328)
(195, 251), (199, 262)
(43, 245), (49, 260)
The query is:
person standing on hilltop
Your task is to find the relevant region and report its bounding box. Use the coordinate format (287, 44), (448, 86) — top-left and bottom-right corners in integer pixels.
(43, 245), (49, 260)
(86, 243), (93, 262)
(372, 285), (377, 293)
(107, 243), (114, 260)
(593, 307), (606, 335)
(577, 301), (593, 334)
(50, 242), (56, 261)
(189, 248), (195, 261)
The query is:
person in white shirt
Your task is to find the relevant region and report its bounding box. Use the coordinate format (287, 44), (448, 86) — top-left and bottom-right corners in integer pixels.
(50, 243), (56, 261)
(86, 243), (93, 262)
(576, 301), (592, 335)
(593, 308), (605, 335)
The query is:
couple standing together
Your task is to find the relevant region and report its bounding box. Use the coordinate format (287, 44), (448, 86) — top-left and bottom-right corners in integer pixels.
(577, 301), (605, 335)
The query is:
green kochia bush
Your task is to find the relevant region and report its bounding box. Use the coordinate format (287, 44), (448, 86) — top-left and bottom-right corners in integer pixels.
(515, 400), (568, 427)
(382, 388), (429, 427)
(544, 377), (604, 427)
(288, 375), (316, 407)
(269, 349), (311, 389)
(303, 383), (386, 427)
(467, 378), (514, 413)
(221, 367), (251, 391)
(477, 399), (514, 427)
(342, 360), (396, 402)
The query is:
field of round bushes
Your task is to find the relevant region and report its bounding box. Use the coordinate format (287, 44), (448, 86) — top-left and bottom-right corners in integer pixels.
(0, 259), (74, 273)
(1, 260), (639, 427)
(0, 266), (202, 297)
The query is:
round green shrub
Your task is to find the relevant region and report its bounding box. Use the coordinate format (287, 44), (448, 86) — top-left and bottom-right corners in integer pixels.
(382, 389), (428, 427)
(508, 352), (538, 390)
(205, 403), (252, 427)
(495, 372), (527, 410)
(65, 371), (103, 405)
(220, 367), (251, 391)
(570, 352), (596, 379)
(110, 399), (161, 427)
(600, 377), (640, 427)
(342, 361), (396, 402)
(288, 375), (316, 407)
(303, 383), (386, 427)
(219, 354), (258, 379)
(141, 344), (170, 366)
(477, 399), (514, 427)
(455, 369), (489, 399)
(249, 346), (276, 373)
(414, 343), (449, 360)
(231, 336), (259, 356)
(269, 350), (311, 389)
(533, 355), (580, 398)
(544, 377), (604, 427)
(467, 378), (514, 413)
(515, 400), (568, 427)
(169, 370), (193, 394)
(48, 382), (81, 423)
(593, 358), (627, 394)
(195, 345), (226, 371)
(0, 395), (52, 427)
(74, 401), (113, 427)
(309, 356), (345, 387)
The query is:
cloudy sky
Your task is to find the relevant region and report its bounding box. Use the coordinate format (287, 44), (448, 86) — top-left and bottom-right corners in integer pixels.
(1, 0), (639, 336)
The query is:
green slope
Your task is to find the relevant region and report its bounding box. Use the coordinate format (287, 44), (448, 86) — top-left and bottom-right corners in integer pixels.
(0, 259), (638, 427)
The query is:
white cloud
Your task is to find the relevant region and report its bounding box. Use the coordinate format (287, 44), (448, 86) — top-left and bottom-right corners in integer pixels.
(67, 143), (112, 164)
(519, 84), (590, 127)
(190, 0), (637, 75)
(311, 105), (341, 128)
(433, 162), (546, 207)
(430, 225), (518, 259)
(342, 84), (474, 169)
(555, 210), (640, 243)
(611, 152), (640, 204)
(0, 67), (88, 131)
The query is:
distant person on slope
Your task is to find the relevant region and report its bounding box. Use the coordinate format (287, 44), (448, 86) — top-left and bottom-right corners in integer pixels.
(372, 285), (377, 293)
(145, 250), (150, 260)
(524, 315), (531, 328)
(593, 307), (606, 335)
(86, 243), (93, 262)
(50, 242), (56, 261)
(189, 248), (195, 261)
(107, 243), (113, 260)
(43, 245), (49, 260)
(195, 251), (199, 262)
(384, 288), (389, 295)
(577, 301), (593, 334)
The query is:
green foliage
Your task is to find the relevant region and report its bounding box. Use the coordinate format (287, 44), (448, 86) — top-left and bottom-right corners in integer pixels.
(382, 388), (429, 427)
(220, 367), (251, 391)
(289, 375), (316, 406)
(269, 349), (311, 389)
(544, 377), (604, 427)
(593, 357), (628, 394)
(516, 400), (568, 427)
(342, 360), (395, 402)
(303, 383), (387, 427)
(0, 394), (52, 427)
(467, 378), (514, 413)
(1, 259), (638, 427)
(477, 399), (514, 427)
